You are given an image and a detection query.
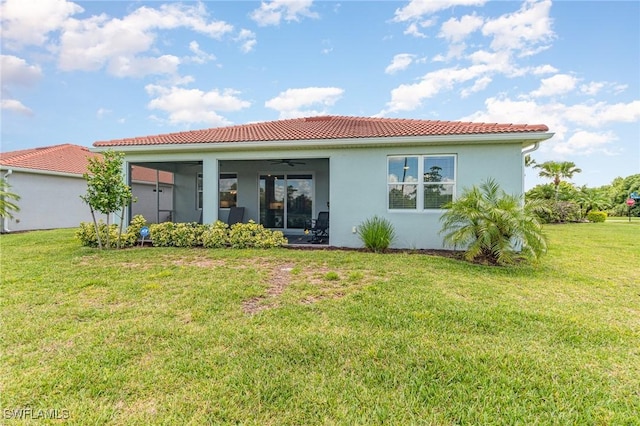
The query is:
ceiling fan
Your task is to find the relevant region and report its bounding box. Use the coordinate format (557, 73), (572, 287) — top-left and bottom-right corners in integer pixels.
(270, 159), (306, 167)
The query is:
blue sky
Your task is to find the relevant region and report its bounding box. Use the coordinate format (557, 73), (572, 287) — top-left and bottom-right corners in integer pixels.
(2, 0), (638, 189)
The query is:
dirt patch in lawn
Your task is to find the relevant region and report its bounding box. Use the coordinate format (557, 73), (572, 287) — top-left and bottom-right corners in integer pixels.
(242, 262), (295, 314)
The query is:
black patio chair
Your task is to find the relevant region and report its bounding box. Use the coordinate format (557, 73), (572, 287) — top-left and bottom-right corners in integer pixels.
(306, 211), (329, 243)
(227, 206), (245, 225)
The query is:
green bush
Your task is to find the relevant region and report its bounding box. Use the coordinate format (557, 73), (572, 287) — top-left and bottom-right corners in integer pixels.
(148, 220), (287, 249)
(357, 215), (396, 253)
(228, 220), (288, 248)
(171, 222), (206, 247)
(533, 200), (582, 223)
(149, 222), (175, 247)
(586, 210), (607, 223)
(76, 215), (147, 248)
(201, 221), (230, 248)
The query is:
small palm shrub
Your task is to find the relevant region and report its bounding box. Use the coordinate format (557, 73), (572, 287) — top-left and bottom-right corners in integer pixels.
(440, 179), (547, 265)
(357, 215), (396, 253)
(586, 211), (607, 223)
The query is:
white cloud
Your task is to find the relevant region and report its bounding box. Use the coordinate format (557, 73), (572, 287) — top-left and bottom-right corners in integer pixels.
(145, 84), (251, 126)
(188, 41), (216, 64)
(530, 74), (578, 98)
(439, 14), (484, 43)
(1, 99), (34, 116)
(57, 3), (233, 77)
(481, 0), (554, 56)
(564, 100), (640, 127)
(1, 55), (43, 86)
(461, 76), (492, 98)
(381, 64), (497, 114)
(1, 55), (43, 117)
(96, 108), (111, 119)
(404, 22), (427, 38)
(108, 55), (181, 78)
(393, 0), (486, 22)
(236, 29), (257, 53)
(555, 130), (618, 156)
(265, 87), (344, 118)
(460, 96), (640, 156)
(250, 0), (318, 27)
(0, 0), (83, 49)
(531, 64), (558, 75)
(385, 54), (416, 74)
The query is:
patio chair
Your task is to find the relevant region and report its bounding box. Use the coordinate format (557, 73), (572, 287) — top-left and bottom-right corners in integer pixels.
(227, 206), (245, 225)
(306, 211), (329, 243)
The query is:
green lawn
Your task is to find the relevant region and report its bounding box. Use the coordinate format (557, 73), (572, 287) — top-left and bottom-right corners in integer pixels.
(1, 222), (639, 425)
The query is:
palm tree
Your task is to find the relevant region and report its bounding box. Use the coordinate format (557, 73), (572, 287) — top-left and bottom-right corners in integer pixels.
(535, 161), (582, 200)
(439, 179), (547, 265)
(576, 186), (610, 217)
(524, 154), (536, 168)
(0, 178), (21, 220)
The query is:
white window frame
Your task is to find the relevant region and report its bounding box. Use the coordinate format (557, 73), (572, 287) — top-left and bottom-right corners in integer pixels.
(387, 154), (457, 211)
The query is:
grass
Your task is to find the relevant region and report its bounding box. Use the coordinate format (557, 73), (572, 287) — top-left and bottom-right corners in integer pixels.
(1, 222), (639, 425)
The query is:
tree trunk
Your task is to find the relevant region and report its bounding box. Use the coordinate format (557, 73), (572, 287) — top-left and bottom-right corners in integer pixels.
(105, 213), (110, 249)
(117, 203), (126, 249)
(89, 207), (103, 250)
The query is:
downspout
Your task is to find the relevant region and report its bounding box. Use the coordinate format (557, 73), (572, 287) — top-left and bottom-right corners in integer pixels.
(2, 169), (13, 233)
(521, 142), (540, 196)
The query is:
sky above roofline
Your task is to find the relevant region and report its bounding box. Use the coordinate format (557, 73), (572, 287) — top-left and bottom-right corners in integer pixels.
(1, 0), (638, 189)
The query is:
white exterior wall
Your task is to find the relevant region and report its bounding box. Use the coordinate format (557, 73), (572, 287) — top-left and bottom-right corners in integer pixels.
(1, 171), (103, 232)
(114, 139), (527, 250)
(329, 143), (524, 250)
(130, 182), (174, 224)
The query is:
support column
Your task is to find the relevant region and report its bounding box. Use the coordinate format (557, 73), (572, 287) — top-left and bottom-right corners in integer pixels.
(202, 157), (218, 224)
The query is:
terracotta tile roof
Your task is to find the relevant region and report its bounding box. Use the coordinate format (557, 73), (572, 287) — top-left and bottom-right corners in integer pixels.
(0, 143), (99, 175)
(131, 166), (174, 184)
(0, 144), (174, 184)
(94, 115), (550, 147)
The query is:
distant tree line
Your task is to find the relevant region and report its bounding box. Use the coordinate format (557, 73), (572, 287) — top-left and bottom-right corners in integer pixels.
(525, 157), (640, 222)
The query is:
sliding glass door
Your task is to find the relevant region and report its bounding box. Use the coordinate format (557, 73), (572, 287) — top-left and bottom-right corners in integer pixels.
(259, 174), (312, 230)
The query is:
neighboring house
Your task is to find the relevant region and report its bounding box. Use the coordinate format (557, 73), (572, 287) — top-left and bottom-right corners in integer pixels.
(93, 115), (553, 250)
(0, 144), (174, 232)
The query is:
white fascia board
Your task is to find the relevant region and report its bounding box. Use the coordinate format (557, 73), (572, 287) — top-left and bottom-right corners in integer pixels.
(91, 131), (555, 154)
(0, 166), (84, 179)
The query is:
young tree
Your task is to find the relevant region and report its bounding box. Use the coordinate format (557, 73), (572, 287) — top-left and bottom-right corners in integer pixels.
(81, 150), (132, 249)
(535, 161), (582, 201)
(0, 178), (20, 220)
(440, 179), (548, 265)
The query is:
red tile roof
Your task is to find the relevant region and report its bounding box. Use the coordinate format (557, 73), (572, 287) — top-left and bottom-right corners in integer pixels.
(130, 166), (174, 184)
(94, 115), (550, 147)
(0, 143), (99, 175)
(0, 144), (174, 184)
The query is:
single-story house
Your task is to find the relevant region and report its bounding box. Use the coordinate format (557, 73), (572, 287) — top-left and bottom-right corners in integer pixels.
(92, 115), (552, 250)
(0, 144), (173, 232)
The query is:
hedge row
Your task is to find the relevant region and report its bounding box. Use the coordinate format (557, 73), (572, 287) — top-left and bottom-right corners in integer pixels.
(76, 215), (288, 249)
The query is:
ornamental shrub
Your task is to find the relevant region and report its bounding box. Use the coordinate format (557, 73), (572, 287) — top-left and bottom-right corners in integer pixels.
(357, 215), (396, 253)
(586, 210), (607, 223)
(171, 222), (207, 247)
(201, 221), (230, 248)
(149, 222), (175, 247)
(228, 220), (288, 248)
(76, 215), (146, 248)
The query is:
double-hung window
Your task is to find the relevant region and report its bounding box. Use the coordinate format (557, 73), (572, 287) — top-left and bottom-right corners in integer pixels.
(388, 155), (456, 210)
